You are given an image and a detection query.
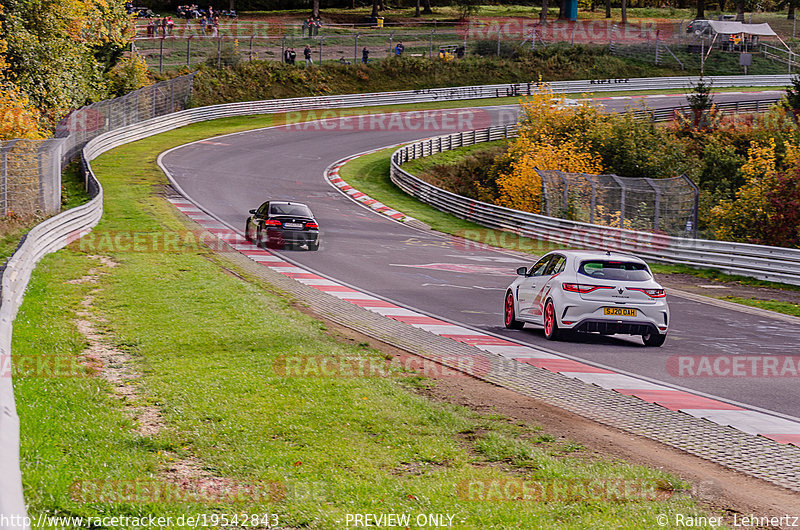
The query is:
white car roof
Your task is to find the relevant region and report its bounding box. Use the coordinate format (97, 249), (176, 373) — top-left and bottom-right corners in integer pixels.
(548, 249), (648, 264)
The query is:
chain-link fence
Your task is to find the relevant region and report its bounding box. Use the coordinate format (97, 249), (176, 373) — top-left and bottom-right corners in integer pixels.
(537, 169), (699, 238)
(1, 74), (195, 217)
(133, 30), (470, 72)
(0, 139), (63, 216)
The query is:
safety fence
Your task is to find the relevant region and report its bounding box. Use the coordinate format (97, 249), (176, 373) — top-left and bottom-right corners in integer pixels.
(390, 127), (800, 286)
(0, 74), (797, 528)
(0, 76), (195, 219)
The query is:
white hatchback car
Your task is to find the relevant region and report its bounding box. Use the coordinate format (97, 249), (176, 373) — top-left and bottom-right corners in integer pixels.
(504, 250), (670, 346)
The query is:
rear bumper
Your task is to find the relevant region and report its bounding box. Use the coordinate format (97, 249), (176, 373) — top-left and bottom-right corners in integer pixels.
(266, 228), (319, 244)
(570, 318), (662, 336)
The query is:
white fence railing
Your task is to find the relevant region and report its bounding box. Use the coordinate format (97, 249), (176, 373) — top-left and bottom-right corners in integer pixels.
(0, 74), (796, 529)
(390, 127), (800, 286)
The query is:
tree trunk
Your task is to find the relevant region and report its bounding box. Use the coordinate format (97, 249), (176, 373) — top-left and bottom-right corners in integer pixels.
(541, 0), (549, 22)
(558, 0), (565, 19)
(621, 0), (627, 24)
(229, 0), (234, 12)
(313, 0), (320, 18)
(605, 0), (611, 19)
(736, 0), (745, 21)
(415, 0), (420, 17)
(422, 0), (432, 15)
(371, 0), (379, 18)
(790, 4), (796, 20)
(696, 0), (705, 20)
(677, 0), (686, 8)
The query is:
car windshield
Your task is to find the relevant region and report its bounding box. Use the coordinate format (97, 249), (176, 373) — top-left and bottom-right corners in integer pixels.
(270, 204), (313, 217)
(578, 260), (652, 281)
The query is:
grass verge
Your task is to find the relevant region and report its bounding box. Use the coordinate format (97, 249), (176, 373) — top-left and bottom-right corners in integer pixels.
(11, 112), (710, 528)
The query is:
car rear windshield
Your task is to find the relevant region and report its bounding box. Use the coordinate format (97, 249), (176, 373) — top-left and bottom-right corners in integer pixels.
(270, 204), (313, 217)
(578, 260), (652, 281)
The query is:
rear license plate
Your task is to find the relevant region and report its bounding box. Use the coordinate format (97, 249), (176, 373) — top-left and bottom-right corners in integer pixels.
(283, 222), (303, 229)
(604, 307), (637, 317)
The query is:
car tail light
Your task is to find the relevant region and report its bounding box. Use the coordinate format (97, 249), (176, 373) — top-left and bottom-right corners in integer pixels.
(264, 219), (282, 226)
(304, 221), (319, 229)
(562, 283), (613, 294)
(627, 287), (666, 298)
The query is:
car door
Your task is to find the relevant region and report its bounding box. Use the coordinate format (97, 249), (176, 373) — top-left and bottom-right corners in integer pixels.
(516, 255), (552, 318)
(531, 254), (567, 319)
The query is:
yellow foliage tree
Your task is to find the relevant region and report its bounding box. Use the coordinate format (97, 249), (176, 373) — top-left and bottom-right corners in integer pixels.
(0, 8), (46, 140)
(709, 138), (778, 243)
(496, 87), (604, 214)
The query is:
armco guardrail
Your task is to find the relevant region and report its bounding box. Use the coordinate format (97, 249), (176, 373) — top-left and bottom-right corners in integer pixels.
(390, 126), (800, 286)
(0, 175), (103, 529)
(0, 74), (795, 528)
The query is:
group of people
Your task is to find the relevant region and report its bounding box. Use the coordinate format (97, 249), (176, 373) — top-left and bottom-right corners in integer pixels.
(145, 16), (175, 37)
(284, 46), (314, 66)
(301, 17), (322, 37)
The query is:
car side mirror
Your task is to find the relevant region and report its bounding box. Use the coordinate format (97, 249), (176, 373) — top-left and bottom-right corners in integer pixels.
(249, 209), (257, 214)
(516, 266), (528, 276)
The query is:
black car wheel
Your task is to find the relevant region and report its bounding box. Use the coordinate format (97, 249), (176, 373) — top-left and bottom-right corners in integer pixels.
(642, 332), (667, 347)
(308, 241), (319, 251)
(244, 218), (253, 242)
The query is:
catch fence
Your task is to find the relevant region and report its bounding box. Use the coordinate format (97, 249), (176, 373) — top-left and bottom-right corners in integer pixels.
(0, 75), (195, 216)
(537, 169), (699, 238)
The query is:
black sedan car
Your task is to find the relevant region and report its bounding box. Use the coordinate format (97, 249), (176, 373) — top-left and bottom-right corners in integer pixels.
(245, 201), (320, 250)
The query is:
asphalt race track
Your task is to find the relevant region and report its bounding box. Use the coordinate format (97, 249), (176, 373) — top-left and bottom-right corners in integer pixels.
(161, 91), (800, 420)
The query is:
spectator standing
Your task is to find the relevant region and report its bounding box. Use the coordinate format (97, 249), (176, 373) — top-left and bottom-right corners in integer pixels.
(312, 18), (320, 36)
(146, 19), (154, 37)
(304, 45), (312, 66)
(362, 46), (369, 64)
(166, 16), (175, 35)
(199, 15), (207, 33)
(289, 48), (296, 65)
(302, 18), (309, 38)
(161, 17), (168, 36)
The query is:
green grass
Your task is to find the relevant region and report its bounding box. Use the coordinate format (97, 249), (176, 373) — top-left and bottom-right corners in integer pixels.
(401, 139), (505, 176)
(11, 110), (710, 528)
(340, 145), (564, 254)
(720, 296), (800, 317)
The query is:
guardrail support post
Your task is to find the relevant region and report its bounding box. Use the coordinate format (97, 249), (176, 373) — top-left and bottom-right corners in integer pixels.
(159, 37), (164, 74)
(354, 34), (359, 65)
(217, 36), (222, 68)
(187, 36), (192, 67)
(249, 35), (254, 61)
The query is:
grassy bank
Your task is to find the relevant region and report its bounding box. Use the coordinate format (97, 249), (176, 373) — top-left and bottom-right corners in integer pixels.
(11, 111), (711, 528)
(188, 46), (686, 106)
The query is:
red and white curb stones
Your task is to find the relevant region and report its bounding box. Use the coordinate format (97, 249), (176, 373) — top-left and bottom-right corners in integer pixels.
(326, 152), (417, 224)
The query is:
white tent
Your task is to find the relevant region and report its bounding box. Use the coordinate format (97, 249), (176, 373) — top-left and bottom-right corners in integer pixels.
(706, 20), (778, 37)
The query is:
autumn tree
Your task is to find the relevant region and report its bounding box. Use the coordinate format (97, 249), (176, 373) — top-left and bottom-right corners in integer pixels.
(0, 0), (132, 122)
